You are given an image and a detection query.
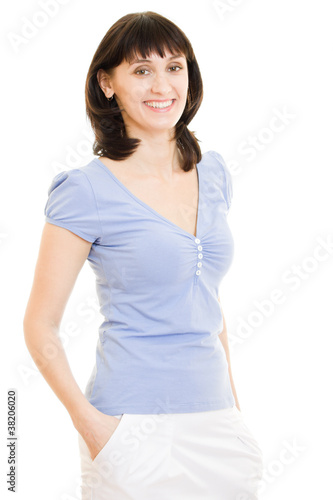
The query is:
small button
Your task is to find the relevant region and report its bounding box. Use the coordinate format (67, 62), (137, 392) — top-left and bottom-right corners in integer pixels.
(197, 262), (202, 268)
(198, 245), (202, 251)
(195, 238), (200, 244)
(198, 253), (203, 259)
(196, 270), (201, 275)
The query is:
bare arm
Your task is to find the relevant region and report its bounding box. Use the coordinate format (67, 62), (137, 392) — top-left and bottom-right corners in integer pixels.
(217, 295), (241, 410)
(23, 222), (120, 459)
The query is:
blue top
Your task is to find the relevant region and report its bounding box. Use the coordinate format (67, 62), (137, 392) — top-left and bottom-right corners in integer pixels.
(44, 150), (236, 415)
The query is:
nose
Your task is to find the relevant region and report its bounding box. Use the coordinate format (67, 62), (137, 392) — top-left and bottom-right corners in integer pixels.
(150, 71), (173, 96)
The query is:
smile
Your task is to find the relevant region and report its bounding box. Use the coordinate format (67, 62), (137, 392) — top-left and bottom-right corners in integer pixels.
(144, 99), (175, 110)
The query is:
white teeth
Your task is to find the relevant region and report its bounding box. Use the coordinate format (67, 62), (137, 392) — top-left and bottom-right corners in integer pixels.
(144, 100), (174, 109)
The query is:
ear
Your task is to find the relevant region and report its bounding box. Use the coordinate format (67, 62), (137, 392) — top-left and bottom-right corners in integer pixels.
(97, 69), (113, 99)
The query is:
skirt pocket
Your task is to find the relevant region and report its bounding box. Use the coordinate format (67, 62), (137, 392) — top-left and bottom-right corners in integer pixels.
(92, 414), (128, 465)
(229, 406), (264, 459)
(236, 432), (261, 454)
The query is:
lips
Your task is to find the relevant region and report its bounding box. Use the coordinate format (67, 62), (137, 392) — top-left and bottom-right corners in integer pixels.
(144, 99), (176, 102)
(144, 99), (175, 109)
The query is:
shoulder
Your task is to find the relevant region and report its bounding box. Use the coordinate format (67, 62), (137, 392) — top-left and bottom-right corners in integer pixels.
(203, 150), (233, 213)
(44, 163), (102, 243)
(47, 168), (88, 194)
(204, 149), (227, 171)
(47, 157), (103, 196)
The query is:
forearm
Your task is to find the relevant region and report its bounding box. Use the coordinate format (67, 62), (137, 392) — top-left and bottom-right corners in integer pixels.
(23, 319), (97, 431)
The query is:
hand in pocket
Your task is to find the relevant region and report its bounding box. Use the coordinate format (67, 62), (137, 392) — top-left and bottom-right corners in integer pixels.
(79, 411), (122, 461)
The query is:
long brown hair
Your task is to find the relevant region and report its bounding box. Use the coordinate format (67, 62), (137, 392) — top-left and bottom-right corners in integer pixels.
(85, 11), (204, 172)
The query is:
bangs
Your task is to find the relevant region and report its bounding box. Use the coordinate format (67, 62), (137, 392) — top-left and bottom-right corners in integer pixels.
(114, 14), (191, 67)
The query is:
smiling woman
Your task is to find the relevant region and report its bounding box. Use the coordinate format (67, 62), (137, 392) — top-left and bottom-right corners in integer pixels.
(85, 11), (203, 171)
(23, 10), (263, 500)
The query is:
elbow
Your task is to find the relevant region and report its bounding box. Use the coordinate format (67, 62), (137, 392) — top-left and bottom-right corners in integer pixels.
(23, 315), (39, 351)
(23, 313), (58, 348)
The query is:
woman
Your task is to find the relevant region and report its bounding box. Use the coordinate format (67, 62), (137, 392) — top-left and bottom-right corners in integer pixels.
(23, 11), (264, 500)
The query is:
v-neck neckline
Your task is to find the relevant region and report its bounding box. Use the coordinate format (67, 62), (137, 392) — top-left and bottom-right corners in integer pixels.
(93, 156), (203, 240)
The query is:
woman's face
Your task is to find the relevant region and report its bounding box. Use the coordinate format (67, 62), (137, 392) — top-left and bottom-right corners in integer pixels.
(98, 49), (189, 137)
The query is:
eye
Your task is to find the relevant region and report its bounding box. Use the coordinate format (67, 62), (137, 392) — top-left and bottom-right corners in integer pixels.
(135, 68), (150, 75)
(135, 65), (183, 76)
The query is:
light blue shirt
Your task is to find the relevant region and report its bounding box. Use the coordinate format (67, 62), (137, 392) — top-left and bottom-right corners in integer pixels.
(44, 150), (236, 415)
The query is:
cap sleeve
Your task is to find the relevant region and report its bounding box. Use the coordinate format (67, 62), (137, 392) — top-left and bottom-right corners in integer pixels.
(209, 150), (233, 214)
(44, 169), (101, 243)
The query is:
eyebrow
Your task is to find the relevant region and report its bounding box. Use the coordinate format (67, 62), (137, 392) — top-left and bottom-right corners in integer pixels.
(128, 53), (185, 66)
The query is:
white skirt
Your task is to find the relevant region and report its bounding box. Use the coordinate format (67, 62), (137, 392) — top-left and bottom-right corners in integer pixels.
(78, 405), (264, 500)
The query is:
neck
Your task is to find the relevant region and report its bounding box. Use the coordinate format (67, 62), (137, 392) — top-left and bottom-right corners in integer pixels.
(124, 128), (182, 178)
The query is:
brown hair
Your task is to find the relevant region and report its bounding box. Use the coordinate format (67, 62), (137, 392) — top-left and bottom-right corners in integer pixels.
(85, 11), (204, 172)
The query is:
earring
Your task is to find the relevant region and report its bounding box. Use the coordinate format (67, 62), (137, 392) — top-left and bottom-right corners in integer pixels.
(107, 94), (114, 101)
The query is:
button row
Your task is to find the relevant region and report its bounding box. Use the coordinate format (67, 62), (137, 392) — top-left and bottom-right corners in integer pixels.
(195, 238), (203, 276)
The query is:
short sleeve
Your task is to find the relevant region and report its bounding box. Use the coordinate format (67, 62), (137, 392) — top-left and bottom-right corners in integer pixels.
(44, 169), (102, 243)
(209, 150), (233, 214)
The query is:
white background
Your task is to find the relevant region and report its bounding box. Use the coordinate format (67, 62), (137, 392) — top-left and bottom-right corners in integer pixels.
(1, 0), (332, 499)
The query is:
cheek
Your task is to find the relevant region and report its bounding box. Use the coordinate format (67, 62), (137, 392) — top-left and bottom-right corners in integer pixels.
(125, 83), (149, 105)
(176, 77), (190, 97)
